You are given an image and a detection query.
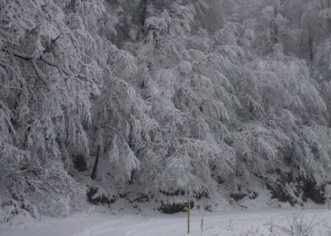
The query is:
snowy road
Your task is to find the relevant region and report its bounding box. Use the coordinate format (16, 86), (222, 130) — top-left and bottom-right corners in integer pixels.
(1, 209), (331, 236)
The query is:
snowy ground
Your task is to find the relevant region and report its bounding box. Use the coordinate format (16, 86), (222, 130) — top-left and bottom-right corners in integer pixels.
(1, 208), (331, 236)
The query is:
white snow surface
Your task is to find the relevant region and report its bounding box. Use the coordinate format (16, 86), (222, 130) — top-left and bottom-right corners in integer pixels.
(1, 208), (331, 236)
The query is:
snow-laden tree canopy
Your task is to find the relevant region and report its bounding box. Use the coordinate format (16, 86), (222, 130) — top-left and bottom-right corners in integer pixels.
(1, 0), (331, 220)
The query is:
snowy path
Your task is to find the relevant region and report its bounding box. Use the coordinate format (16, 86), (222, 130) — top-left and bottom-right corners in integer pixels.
(1, 209), (331, 236)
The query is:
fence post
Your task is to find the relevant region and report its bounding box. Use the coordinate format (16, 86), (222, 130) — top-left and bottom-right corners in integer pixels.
(187, 187), (191, 235)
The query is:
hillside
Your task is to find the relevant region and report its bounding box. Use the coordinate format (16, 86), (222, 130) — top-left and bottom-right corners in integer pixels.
(1, 0), (331, 221)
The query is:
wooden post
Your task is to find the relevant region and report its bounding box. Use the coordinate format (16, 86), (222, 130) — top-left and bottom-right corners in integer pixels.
(187, 187), (191, 235)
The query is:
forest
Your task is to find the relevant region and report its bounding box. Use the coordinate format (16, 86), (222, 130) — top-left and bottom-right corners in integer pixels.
(1, 0), (331, 221)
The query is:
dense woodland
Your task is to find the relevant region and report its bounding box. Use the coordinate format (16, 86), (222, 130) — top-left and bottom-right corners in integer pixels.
(1, 0), (331, 220)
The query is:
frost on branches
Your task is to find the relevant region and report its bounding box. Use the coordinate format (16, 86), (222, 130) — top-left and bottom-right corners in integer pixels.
(1, 0), (331, 220)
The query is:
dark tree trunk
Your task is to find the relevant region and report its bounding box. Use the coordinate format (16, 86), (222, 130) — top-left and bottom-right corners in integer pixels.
(129, 170), (135, 185)
(138, 0), (149, 39)
(308, 34), (314, 62)
(91, 145), (100, 180)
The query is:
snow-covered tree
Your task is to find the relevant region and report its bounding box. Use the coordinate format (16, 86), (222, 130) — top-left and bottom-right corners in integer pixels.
(1, 0), (331, 220)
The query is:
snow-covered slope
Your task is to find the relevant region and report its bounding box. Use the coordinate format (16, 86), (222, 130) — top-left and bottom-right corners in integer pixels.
(1, 0), (331, 221)
(1, 208), (331, 236)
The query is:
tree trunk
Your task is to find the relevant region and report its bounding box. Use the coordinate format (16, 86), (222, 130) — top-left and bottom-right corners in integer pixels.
(308, 34), (314, 62)
(138, 0), (149, 39)
(91, 145), (100, 180)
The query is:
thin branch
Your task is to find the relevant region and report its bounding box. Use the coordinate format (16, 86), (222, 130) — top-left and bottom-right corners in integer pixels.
(39, 57), (71, 76)
(3, 47), (48, 86)
(31, 60), (48, 86)
(0, 84), (25, 91)
(3, 48), (33, 61)
(104, 125), (127, 142)
(318, 22), (331, 38)
(4, 46), (72, 80)
(43, 34), (61, 54)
